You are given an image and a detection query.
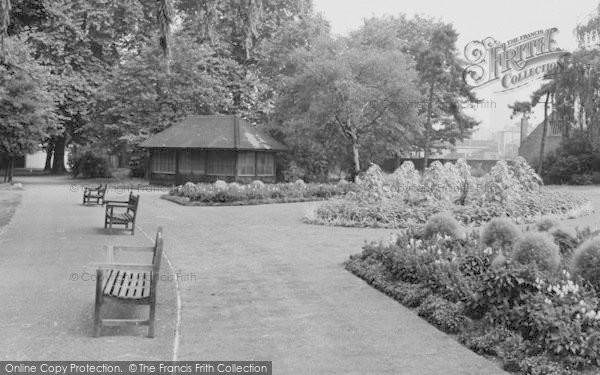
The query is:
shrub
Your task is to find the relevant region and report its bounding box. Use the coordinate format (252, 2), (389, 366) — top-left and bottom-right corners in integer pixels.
(497, 332), (528, 372)
(128, 154), (147, 178)
(251, 180), (265, 188)
(518, 355), (572, 375)
(182, 182), (196, 196)
(536, 217), (559, 232)
(401, 285), (432, 308)
(455, 158), (473, 205)
(389, 161), (421, 194)
(358, 164), (385, 198)
(491, 254), (508, 269)
(572, 237), (600, 292)
(510, 156), (543, 192)
(512, 232), (561, 272)
(481, 218), (521, 250)
(282, 161), (304, 182)
(571, 173), (593, 185)
(549, 227), (578, 257)
(422, 161), (458, 200)
(459, 327), (513, 356)
(458, 254), (490, 276)
(466, 264), (540, 321)
(482, 160), (519, 204)
(293, 179), (306, 189)
(416, 295), (464, 334)
(214, 180), (228, 190)
(541, 131), (600, 185)
(423, 213), (462, 239)
(68, 150), (111, 178)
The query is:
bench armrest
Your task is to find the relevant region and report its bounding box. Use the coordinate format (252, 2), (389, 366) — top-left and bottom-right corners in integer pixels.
(113, 246), (155, 252)
(91, 262), (154, 271)
(105, 245), (154, 263)
(104, 201), (130, 207)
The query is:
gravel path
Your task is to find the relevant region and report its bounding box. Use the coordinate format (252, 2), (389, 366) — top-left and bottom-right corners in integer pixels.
(0, 177), (532, 373)
(0, 181), (176, 360)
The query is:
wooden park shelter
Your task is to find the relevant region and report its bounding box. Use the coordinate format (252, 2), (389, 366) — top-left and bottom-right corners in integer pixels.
(140, 115), (287, 185)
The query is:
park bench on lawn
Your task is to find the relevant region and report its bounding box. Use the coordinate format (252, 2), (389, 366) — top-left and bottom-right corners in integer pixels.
(104, 193), (139, 235)
(92, 227), (163, 338)
(83, 184), (107, 205)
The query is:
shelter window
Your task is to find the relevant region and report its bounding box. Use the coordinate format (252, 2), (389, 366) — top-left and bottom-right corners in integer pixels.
(152, 149), (175, 174)
(237, 152), (256, 176)
(256, 153), (274, 176)
(179, 150), (205, 174)
(207, 151), (235, 176)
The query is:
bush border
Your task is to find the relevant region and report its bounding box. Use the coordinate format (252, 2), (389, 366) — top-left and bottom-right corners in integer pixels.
(161, 194), (331, 207)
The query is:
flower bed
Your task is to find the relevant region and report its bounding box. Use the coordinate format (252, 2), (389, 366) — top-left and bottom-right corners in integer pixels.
(346, 215), (600, 374)
(164, 180), (357, 206)
(305, 158), (592, 228)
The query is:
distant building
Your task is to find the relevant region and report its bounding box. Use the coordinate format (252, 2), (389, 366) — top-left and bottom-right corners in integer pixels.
(1, 150), (68, 171)
(495, 124), (521, 159)
(518, 114), (566, 165)
(577, 6), (600, 50)
(441, 139), (499, 160)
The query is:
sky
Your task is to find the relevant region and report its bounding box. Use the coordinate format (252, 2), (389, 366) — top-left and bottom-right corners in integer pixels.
(312, 0), (600, 139)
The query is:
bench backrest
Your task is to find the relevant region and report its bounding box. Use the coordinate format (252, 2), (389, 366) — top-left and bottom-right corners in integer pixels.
(98, 184), (107, 195)
(150, 227), (163, 295)
(127, 195), (140, 217)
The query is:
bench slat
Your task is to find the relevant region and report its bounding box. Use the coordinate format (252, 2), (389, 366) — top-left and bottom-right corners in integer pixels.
(112, 270), (125, 296)
(133, 272), (144, 298)
(102, 269), (118, 295)
(118, 271), (132, 298)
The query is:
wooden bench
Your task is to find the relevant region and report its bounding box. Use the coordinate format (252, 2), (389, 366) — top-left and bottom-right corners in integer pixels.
(104, 194), (139, 235)
(83, 184), (107, 205)
(93, 227), (163, 338)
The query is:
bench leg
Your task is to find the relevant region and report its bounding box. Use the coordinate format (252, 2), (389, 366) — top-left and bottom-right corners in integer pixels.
(93, 271), (104, 337)
(148, 303), (156, 338)
(131, 222), (135, 235)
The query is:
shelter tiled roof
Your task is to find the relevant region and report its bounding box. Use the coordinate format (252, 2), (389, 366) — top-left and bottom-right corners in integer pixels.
(140, 115), (287, 151)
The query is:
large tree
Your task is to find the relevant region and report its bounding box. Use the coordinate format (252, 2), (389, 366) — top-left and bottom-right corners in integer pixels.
(275, 37), (420, 179)
(0, 36), (58, 181)
(355, 16), (479, 166)
(8, 0), (155, 172)
(94, 33), (249, 153)
(176, 0), (327, 122)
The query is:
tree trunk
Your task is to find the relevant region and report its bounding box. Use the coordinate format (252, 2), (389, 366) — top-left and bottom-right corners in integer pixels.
(423, 81), (435, 168)
(52, 135), (67, 174)
(44, 141), (54, 171)
(2, 156), (7, 183)
(351, 140), (360, 182)
(538, 92), (551, 175)
(7, 156), (14, 183)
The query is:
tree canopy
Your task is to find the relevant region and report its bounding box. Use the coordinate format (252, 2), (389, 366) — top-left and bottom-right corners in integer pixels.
(2, 1), (486, 181)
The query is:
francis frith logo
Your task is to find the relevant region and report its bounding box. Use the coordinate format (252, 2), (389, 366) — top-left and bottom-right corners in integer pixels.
(463, 28), (567, 91)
